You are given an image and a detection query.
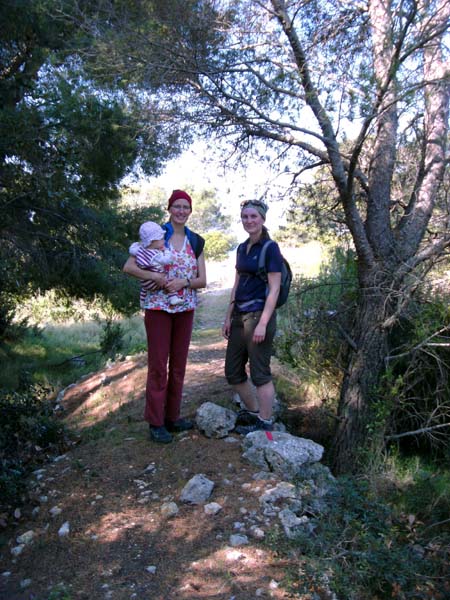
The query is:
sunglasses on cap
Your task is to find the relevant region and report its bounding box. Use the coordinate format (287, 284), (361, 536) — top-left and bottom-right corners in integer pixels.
(240, 199), (268, 210)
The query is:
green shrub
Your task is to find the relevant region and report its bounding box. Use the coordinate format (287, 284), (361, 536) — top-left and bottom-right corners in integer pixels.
(390, 455), (450, 525)
(280, 476), (449, 599)
(0, 381), (70, 512)
(47, 584), (72, 600)
(277, 245), (450, 459)
(276, 245), (358, 384)
(382, 295), (450, 457)
(99, 319), (124, 358)
(203, 231), (236, 261)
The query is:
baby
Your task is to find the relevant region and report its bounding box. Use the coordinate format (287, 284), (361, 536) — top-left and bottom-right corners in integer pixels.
(129, 221), (183, 307)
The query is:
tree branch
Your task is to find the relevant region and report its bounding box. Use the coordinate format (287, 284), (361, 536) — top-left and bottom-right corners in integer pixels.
(385, 422), (450, 441)
(270, 0), (373, 267)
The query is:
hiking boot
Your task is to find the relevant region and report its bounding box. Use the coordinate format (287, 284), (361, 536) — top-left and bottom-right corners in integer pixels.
(149, 425), (173, 444)
(235, 409), (260, 426)
(165, 418), (194, 433)
(234, 418), (274, 435)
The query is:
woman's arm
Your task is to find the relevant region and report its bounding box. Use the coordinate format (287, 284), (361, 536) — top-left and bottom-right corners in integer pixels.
(222, 272), (240, 339)
(253, 271), (281, 343)
(122, 256), (165, 288)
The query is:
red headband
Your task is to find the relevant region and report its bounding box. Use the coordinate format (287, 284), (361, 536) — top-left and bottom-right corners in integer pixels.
(168, 189), (192, 209)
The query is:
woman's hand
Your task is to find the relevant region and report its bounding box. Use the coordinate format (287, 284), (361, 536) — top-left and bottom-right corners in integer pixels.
(253, 322), (267, 344)
(142, 272), (166, 290)
(165, 277), (186, 294)
(222, 317), (231, 339)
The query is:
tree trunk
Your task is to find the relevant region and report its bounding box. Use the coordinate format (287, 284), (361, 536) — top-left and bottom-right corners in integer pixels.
(332, 269), (391, 473)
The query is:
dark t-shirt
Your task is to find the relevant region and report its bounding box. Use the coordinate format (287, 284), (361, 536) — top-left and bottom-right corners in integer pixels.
(234, 238), (283, 313)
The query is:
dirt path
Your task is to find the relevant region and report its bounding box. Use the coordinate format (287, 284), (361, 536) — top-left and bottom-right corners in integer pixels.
(0, 287), (311, 600)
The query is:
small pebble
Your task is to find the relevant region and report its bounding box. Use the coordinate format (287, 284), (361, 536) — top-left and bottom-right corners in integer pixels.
(58, 522), (70, 537)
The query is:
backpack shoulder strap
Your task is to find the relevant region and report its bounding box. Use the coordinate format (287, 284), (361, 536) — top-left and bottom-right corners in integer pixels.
(236, 242), (246, 272)
(188, 231), (205, 258)
(257, 240), (274, 280)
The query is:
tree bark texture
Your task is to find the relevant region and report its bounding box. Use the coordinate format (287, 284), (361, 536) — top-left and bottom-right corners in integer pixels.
(332, 268), (391, 473)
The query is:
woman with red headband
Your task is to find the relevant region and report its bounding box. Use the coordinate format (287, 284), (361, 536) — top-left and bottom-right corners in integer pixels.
(123, 190), (206, 443)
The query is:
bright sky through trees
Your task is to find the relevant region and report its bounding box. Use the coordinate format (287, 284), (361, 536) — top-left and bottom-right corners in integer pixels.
(140, 140), (302, 233)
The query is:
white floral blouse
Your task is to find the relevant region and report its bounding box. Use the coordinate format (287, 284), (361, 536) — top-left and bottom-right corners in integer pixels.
(143, 236), (198, 313)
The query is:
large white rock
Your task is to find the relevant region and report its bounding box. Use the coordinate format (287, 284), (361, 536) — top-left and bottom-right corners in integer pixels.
(242, 431), (324, 479)
(195, 402), (237, 438)
(259, 482), (298, 505)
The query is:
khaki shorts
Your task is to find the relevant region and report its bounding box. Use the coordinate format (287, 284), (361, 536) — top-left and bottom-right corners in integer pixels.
(224, 310), (276, 387)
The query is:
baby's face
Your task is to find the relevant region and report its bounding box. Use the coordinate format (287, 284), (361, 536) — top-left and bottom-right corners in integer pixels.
(148, 238), (165, 250)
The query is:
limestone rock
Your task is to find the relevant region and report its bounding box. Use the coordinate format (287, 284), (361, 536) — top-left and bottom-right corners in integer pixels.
(180, 474), (215, 505)
(160, 502), (179, 518)
(195, 402), (236, 438)
(242, 431), (324, 479)
(204, 502), (222, 515)
(58, 522), (70, 537)
(229, 534), (249, 546)
(16, 530), (35, 545)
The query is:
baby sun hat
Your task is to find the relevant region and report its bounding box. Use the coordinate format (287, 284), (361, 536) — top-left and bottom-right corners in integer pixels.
(139, 221), (165, 247)
(129, 221), (165, 255)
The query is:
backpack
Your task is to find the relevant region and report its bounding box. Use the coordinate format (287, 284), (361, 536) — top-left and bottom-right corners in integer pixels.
(238, 240), (293, 308)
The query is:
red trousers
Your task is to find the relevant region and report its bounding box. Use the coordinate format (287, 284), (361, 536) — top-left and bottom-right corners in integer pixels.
(144, 309), (194, 426)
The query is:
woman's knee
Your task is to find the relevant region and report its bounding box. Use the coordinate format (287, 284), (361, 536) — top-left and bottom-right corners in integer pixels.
(226, 374), (248, 386)
(250, 373), (272, 387)
(248, 346), (273, 387)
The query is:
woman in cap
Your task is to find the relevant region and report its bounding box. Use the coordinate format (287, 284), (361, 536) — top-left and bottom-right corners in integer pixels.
(123, 190), (206, 443)
(222, 200), (282, 434)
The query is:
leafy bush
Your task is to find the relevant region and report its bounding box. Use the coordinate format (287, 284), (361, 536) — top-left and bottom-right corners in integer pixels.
(100, 319), (124, 358)
(382, 295), (450, 456)
(280, 476), (449, 599)
(392, 457), (450, 525)
(277, 245), (450, 459)
(276, 246), (357, 385)
(14, 289), (129, 326)
(203, 230), (237, 261)
(0, 381), (70, 512)
(0, 297), (16, 340)
(47, 585), (73, 600)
